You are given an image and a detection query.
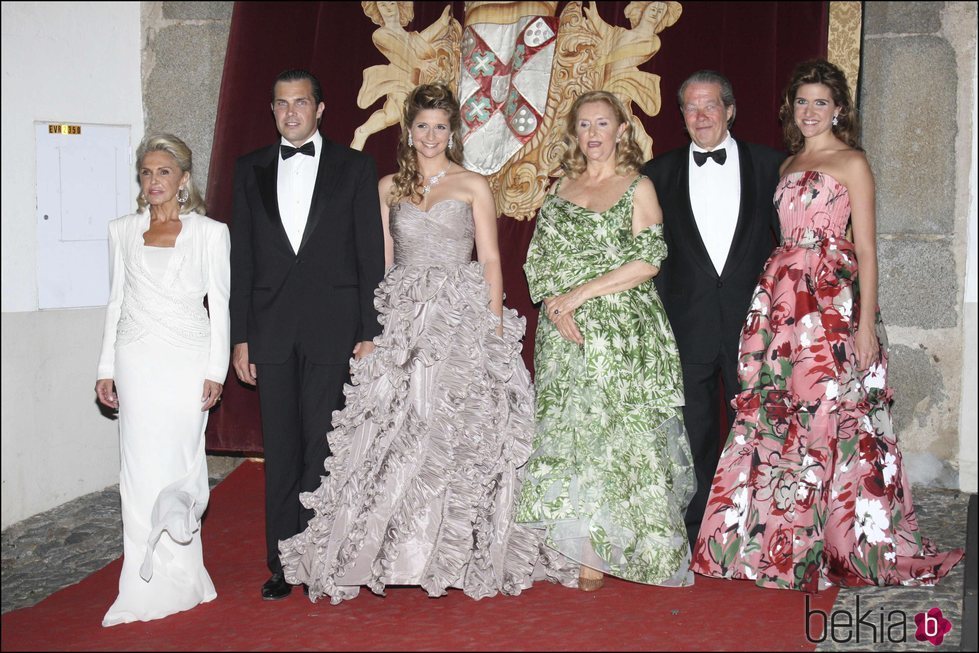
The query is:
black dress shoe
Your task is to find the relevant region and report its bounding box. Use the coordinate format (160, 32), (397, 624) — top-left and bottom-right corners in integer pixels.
(261, 572), (292, 600)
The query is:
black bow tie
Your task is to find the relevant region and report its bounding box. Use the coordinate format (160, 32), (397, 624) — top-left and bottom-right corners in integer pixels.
(280, 141), (315, 160)
(693, 148), (727, 167)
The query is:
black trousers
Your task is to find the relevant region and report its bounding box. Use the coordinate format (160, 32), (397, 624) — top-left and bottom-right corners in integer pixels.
(680, 345), (740, 550)
(256, 347), (349, 574)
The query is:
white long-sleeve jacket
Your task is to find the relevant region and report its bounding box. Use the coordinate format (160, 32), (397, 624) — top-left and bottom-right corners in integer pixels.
(97, 211), (231, 383)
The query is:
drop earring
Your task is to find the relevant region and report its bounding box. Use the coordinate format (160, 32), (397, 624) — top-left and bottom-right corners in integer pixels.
(448, 134), (454, 149)
(832, 114), (839, 127)
(407, 133), (414, 147)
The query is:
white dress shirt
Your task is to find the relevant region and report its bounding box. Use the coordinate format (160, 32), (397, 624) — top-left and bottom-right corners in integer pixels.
(277, 130), (323, 254)
(689, 131), (740, 275)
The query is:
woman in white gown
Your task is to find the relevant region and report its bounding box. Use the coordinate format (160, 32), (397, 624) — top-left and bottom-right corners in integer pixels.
(96, 133), (230, 626)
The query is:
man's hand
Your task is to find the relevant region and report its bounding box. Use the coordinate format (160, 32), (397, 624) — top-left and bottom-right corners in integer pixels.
(233, 342), (257, 385)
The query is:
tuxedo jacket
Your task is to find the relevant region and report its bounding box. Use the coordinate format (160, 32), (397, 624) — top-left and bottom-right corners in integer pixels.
(230, 137), (384, 365)
(642, 139), (784, 366)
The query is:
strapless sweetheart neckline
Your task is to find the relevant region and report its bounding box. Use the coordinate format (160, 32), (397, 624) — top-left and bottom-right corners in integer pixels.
(780, 169), (845, 188)
(399, 198), (470, 215)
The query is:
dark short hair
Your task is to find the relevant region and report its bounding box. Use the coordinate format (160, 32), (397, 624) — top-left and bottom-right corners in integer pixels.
(677, 70), (736, 128)
(271, 69), (323, 104)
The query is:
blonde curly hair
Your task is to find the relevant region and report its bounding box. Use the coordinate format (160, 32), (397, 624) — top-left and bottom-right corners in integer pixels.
(558, 91), (643, 179)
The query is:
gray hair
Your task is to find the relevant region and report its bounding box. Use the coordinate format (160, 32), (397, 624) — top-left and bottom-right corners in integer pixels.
(677, 70), (736, 128)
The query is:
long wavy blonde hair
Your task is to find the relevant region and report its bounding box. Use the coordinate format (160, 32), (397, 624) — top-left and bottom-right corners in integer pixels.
(388, 83), (464, 206)
(135, 133), (206, 214)
(558, 91), (643, 179)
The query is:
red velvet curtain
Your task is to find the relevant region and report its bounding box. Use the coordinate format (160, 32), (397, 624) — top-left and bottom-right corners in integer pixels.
(205, 1), (828, 453)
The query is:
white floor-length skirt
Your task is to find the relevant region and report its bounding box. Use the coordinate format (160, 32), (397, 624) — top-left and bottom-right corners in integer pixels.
(102, 333), (216, 626)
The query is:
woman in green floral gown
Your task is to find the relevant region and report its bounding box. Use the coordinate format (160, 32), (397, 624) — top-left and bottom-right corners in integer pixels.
(516, 91), (695, 590)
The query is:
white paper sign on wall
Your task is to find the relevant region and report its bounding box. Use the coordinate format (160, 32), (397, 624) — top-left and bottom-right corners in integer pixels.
(35, 122), (131, 309)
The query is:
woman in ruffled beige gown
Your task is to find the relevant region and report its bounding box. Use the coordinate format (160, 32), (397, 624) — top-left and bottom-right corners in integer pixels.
(280, 84), (576, 604)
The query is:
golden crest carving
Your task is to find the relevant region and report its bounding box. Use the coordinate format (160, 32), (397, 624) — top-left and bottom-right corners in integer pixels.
(351, 2), (462, 151)
(513, 1), (682, 219)
(353, 1), (682, 219)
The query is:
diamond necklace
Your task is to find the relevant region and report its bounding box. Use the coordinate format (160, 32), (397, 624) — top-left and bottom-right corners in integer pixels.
(421, 168), (448, 195)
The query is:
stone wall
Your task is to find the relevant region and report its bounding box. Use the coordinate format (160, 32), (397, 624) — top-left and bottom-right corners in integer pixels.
(141, 1), (233, 198)
(860, 2), (977, 487)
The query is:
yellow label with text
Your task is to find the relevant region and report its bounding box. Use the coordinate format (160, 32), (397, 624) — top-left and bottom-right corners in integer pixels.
(48, 124), (81, 135)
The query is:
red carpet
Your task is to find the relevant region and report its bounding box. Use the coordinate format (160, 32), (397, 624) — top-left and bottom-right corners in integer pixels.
(2, 461), (836, 651)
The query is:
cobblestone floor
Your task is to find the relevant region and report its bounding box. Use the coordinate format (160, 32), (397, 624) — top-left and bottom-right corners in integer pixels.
(815, 488), (970, 651)
(1, 455), (245, 615)
(2, 457), (971, 651)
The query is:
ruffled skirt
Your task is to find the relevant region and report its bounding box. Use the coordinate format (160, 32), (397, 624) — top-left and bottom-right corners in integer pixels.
(279, 263), (576, 603)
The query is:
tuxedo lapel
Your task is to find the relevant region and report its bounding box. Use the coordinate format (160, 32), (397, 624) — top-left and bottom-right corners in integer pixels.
(297, 138), (340, 255)
(254, 146), (294, 254)
(675, 155), (720, 280)
(720, 139), (756, 279)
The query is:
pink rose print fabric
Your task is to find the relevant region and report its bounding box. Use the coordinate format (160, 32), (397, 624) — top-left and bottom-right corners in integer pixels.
(691, 171), (963, 592)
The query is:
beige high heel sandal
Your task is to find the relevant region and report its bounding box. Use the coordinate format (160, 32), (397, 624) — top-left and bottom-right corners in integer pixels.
(578, 566), (605, 592)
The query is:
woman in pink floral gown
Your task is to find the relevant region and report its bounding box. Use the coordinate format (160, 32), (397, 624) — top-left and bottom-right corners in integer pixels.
(691, 60), (963, 592)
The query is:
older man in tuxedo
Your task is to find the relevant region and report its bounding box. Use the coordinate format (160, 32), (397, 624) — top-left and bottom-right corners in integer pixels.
(230, 69), (385, 600)
(642, 70), (784, 550)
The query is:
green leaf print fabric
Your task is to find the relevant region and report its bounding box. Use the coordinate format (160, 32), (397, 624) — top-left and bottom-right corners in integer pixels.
(516, 177), (696, 586)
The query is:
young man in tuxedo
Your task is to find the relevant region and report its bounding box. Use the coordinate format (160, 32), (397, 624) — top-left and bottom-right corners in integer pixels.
(642, 70), (784, 550)
(230, 69), (385, 599)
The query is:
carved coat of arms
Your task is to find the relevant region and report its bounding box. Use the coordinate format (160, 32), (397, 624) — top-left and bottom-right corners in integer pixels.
(351, 1), (682, 219)
(458, 8), (559, 177)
